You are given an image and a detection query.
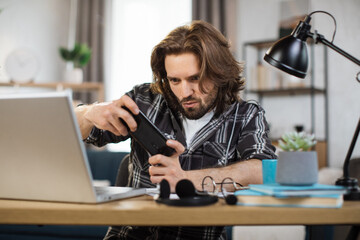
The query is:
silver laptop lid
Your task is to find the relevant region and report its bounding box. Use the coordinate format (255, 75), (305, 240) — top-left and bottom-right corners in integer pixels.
(0, 91), (98, 203)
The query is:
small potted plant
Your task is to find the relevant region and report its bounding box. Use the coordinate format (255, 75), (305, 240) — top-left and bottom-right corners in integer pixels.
(59, 42), (91, 83)
(276, 131), (318, 185)
(278, 131), (316, 152)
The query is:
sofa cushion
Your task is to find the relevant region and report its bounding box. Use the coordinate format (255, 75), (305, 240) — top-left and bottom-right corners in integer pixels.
(86, 150), (129, 186)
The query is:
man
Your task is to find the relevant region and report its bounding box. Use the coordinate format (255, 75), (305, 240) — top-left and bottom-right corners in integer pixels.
(75, 20), (276, 240)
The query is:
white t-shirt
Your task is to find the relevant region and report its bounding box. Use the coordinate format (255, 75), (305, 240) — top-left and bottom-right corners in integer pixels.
(182, 111), (214, 146)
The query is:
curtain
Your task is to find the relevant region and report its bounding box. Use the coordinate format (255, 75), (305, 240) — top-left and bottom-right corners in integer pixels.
(192, 0), (226, 35)
(192, 0), (238, 55)
(75, 0), (106, 103)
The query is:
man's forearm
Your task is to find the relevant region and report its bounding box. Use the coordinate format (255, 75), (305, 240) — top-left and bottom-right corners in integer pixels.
(74, 104), (94, 140)
(186, 159), (262, 191)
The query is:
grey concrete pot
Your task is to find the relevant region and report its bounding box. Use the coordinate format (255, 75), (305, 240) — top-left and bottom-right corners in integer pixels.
(276, 151), (318, 186)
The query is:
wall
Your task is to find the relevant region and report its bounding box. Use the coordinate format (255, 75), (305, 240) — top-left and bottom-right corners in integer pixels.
(310, 0), (360, 167)
(236, 0), (360, 168)
(0, 0), (70, 83)
(1, 0), (359, 168)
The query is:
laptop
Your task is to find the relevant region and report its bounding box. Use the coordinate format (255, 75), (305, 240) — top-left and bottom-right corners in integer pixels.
(0, 90), (147, 203)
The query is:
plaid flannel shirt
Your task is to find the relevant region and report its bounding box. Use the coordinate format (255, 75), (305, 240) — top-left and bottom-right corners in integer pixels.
(85, 83), (276, 240)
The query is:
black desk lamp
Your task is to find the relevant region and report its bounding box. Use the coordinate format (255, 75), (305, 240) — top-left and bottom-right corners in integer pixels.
(263, 11), (360, 200)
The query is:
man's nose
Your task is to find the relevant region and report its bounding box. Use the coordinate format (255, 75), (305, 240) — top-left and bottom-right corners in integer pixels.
(180, 81), (194, 98)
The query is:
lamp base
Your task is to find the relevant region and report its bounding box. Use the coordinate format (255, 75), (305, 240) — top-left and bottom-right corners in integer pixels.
(336, 177), (360, 201)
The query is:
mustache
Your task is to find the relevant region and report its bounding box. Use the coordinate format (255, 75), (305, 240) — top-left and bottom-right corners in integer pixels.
(179, 96), (199, 104)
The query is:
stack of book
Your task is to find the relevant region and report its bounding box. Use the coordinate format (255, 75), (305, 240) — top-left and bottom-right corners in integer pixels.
(234, 183), (348, 208)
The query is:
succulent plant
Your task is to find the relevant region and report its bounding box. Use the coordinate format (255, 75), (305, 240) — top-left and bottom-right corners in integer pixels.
(278, 131), (316, 152)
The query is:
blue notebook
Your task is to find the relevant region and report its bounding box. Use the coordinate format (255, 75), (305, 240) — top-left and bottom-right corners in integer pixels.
(248, 183), (347, 197)
(234, 189), (343, 208)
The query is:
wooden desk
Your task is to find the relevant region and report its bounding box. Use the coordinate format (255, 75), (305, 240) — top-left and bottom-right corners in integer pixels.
(1, 196), (360, 226)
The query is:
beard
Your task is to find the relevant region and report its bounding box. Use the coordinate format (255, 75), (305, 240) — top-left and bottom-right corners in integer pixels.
(161, 81), (218, 120)
(178, 88), (217, 120)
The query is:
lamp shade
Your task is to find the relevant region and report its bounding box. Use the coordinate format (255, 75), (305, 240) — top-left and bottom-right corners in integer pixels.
(264, 35), (308, 78)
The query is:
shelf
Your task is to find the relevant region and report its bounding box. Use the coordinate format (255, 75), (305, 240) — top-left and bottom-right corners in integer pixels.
(0, 82), (104, 102)
(244, 39), (277, 49)
(244, 38), (315, 49)
(243, 38), (329, 167)
(248, 87), (325, 96)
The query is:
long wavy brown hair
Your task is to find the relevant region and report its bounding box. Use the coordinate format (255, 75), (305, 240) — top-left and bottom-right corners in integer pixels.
(150, 20), (245, 116)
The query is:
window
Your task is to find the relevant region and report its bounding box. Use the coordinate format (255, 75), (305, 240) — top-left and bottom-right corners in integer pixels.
(106, 0), (191, 151)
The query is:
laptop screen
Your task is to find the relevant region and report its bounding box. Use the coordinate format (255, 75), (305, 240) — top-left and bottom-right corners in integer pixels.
(0, 91), (97, 202)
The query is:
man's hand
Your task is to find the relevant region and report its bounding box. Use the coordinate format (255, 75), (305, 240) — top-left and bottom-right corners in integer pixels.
(77, 95), (139, 138)
(148, 140), (186, 192)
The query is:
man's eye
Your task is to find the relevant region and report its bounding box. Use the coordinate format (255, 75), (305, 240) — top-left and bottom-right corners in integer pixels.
(168, 78), (180, 83)
(190, 76), (199, 81)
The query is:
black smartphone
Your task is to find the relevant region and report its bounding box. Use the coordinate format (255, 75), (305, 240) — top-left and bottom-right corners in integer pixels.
(120, 107), (176, 157)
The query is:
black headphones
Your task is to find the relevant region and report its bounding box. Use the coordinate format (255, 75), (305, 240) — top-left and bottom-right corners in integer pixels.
(224, 194), (237, 205)
(155, 179), (218, 206)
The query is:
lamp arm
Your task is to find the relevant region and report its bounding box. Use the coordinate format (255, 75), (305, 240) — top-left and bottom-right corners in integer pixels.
(309, 32), (360, 66)
(309, 31), (360, 195)
(343, 119), (360, 178)
(310, 32), (360, 178)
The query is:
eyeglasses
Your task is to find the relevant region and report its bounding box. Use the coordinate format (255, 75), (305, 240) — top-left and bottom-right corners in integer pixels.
(201, 176), (249, 198)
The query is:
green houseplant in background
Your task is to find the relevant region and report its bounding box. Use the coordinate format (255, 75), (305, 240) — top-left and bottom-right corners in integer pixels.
(276, 131), (318, 186)
(59, 42), (91, 83)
